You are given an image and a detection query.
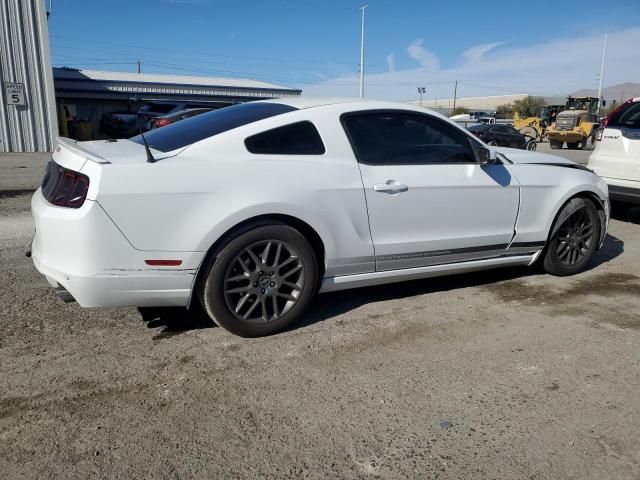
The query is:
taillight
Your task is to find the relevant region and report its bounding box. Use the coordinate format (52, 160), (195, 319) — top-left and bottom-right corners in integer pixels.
(153, 118), (172, 128)
(41, 160), (90, 208)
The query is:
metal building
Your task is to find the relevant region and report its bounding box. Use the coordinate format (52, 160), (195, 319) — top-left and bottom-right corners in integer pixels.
(53, 68), (302, 140)
(0, 0), (57, 152)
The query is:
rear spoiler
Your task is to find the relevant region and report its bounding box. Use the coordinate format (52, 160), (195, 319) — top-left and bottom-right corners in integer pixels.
(55, 137), (111, 164)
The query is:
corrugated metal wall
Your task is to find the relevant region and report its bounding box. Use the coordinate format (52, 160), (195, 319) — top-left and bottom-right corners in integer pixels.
(0, 0), (57, 152)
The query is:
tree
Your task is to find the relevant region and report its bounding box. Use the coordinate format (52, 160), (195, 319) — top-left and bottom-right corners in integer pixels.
(496, 103), (513, 119)
(450, 106), (469, 116)
(511, 96), (545, 118)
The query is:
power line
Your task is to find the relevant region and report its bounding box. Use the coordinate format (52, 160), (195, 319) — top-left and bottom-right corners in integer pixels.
(50, 34), (385, 69)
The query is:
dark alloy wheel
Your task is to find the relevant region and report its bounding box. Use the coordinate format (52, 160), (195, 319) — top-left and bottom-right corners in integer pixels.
(542, 197), (601, 276)
(525, 138), (537, 151)
(201, 225), (318, 337)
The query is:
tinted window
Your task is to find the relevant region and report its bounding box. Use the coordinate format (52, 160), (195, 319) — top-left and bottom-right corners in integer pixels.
(342, 112), (475, 165)
(140, 103), (176, 114)
(245, 121), (325, 155)
(609, 102), (640, 129)
(490, 125), (507, 133)
(130, 102), (298, 152)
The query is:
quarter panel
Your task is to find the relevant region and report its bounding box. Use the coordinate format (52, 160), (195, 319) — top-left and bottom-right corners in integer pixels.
(510, 165), (608, 244)
(96, 109), (375, 274)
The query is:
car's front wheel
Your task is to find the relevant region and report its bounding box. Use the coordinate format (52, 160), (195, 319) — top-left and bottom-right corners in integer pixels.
(201, 225), (318, 337)
(542, 197), (601, 276)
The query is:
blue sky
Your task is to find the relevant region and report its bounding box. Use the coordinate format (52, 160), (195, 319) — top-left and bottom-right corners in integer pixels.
(48, 0), (640, 100)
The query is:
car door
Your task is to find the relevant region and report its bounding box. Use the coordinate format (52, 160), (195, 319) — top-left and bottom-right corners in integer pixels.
(341, 110), (520, 271)
(489, 125), (508, 146)
(506, 125), (526, 148)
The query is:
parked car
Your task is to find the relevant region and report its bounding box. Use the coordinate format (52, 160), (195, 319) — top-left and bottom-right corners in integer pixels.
(98, 111), (138, 139)
(588, 97), (640, 209)
(468, 123), (536, 150)
(31, 98), (609, 337)
(138, 101), (216, 130)
(150, 108), (214, 129)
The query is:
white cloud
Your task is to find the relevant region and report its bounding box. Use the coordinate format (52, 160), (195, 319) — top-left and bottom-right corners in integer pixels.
(462, 42), (505, 62)
(407, 39), (440, 71)
(302, 28), (640, 102)
(386, 52), (396, 73)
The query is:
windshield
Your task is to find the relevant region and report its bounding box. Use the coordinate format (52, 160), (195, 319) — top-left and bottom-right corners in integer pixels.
(130, 102), (298, 152)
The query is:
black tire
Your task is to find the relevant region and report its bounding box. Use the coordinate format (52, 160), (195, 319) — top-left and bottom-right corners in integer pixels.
(487, 140), (499, 146)
(584, 132), (597, 150)
(525, 138), (537, 151)
(200, 225), (318, 337)
(566, 142), (579, 149)
(549, 140), (563, 149)
(542, 197), (601, 276)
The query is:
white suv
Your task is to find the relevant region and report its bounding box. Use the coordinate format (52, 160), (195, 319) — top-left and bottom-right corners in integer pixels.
(588, 97), (640, 208)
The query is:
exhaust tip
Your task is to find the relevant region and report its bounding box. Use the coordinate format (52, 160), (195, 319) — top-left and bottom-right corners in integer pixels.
(55, 287), (76, 303)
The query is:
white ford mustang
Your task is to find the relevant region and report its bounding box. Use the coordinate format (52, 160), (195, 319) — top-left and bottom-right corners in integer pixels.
(31, 98), (609, 337)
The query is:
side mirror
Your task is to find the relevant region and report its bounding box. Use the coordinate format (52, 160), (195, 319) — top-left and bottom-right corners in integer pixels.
(469, 138), (493, 165)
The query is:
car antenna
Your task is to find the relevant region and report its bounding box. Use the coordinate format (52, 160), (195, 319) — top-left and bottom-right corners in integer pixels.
(136, 113), (156, 163)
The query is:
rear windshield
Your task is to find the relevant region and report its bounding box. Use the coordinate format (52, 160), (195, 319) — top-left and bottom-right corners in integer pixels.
(467, 124), (490, 132)
(130, 102), (298, 152)
(140, 103), (176, 114)
(608, 101), (640, 129)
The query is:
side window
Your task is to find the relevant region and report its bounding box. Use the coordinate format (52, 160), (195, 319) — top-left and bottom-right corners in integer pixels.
(342, 112), (475, 165)
(491, 125), (506, 133)
(245, 121), (325, 155)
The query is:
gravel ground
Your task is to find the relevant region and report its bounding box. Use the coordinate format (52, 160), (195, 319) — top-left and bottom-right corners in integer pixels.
(1, 150), (639, 479)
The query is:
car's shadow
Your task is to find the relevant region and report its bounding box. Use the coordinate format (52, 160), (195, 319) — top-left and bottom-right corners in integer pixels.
(139, 234), (624, 338)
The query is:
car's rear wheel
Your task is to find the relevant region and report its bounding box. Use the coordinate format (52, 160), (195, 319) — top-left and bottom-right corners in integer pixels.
(201, 225), (318, 337)
(525, 138), (537, 151)
(487, 140), (499, 146)
(542, 197), (600, 276)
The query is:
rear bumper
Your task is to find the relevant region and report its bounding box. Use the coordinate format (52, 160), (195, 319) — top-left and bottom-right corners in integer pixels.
(598, 177), (640, 205)
(30, 188), (200, 307)
(608, 185), (640, 205)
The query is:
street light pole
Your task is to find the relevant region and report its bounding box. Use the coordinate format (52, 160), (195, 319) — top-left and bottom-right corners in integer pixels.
(418, 86), (425, 107)
(597, 34), (608, 114)
(359, 5), (367, 98)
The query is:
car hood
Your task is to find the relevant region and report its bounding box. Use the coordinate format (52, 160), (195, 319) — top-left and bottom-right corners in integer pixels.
(496, 147), (576, 166)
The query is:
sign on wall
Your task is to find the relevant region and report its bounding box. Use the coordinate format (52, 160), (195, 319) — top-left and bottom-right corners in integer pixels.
(4, 82), (26, 106)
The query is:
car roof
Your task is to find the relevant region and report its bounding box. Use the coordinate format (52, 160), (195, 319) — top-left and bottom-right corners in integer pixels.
(259, 96), (449, 119)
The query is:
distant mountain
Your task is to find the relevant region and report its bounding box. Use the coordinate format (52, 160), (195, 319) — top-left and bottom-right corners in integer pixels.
(571, 82), (640, 101)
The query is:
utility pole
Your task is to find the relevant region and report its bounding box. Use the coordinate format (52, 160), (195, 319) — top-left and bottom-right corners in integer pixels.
(359, 5), (367, 98)
(418, 86), (425, 107)
(597, 34), (607, 114)
(137, 60), (141, 74)
(452, 80), (458, 113)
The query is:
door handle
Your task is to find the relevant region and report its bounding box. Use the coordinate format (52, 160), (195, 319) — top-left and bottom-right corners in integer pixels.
(373, 181), (408, 194)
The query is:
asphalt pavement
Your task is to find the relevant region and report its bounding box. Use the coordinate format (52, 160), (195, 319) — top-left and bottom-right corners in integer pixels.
(1, 147), (639, 479)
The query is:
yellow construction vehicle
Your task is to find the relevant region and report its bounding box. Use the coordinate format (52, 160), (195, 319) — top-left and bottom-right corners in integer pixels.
(547, 97), (600, 150)
(513, 104), (566, 141)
